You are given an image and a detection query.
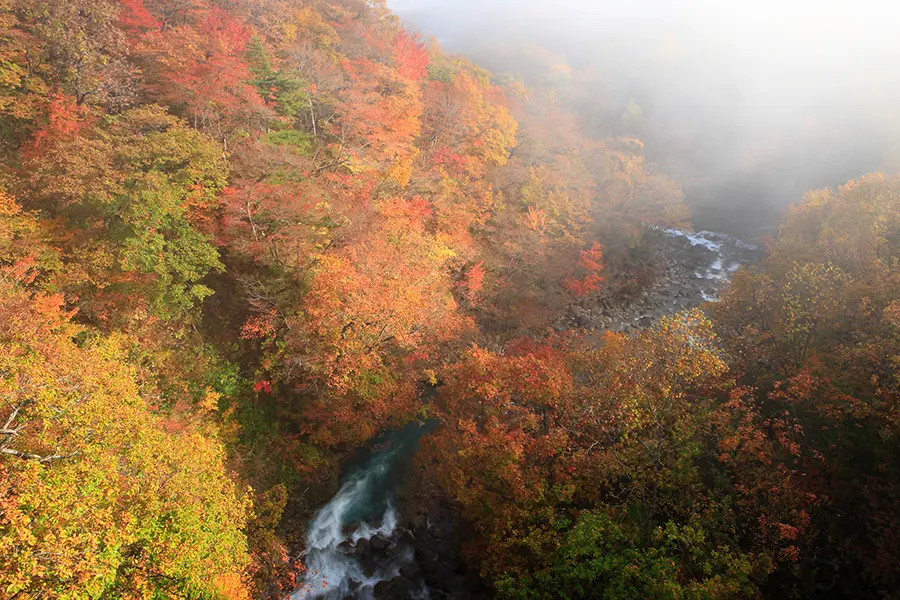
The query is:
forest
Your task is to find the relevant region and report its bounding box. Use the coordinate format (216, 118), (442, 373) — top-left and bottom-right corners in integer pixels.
(0, 1), (898, 599)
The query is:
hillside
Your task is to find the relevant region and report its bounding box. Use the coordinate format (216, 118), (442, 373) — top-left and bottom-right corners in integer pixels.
(1, 1), (899, 599)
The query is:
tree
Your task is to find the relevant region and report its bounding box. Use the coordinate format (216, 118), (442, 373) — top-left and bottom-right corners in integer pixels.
(0, 278), (251, 599)
(0, 190), (59, 287)
(294, 195), (473, 445)
(422, 312), (758, 593)
(0, 0), (51, 150)
(23, 104), (229, 320)
(497, 512), (756, 600)
(136, 5), (269, 149)
(16, 0), (138, 109)
(711, 174), (900, 596)
(597, 138), (690, 246)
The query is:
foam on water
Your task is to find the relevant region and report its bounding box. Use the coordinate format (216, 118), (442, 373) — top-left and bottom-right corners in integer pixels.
(661, 227), (760, 299)
(295, 424), (434, 599)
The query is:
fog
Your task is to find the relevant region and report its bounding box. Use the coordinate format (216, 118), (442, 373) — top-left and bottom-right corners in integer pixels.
(387, 0), (900, 237)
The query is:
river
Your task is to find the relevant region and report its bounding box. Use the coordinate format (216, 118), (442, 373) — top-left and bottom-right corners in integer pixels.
(294, 228), (761, 599)
(294, 423), (435, 600)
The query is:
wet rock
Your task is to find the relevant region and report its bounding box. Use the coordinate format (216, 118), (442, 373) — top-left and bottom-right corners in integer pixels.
(415, 546), (437, 563)
(388, 576), (415, 599)
(425, 562), (455, 588)
(361, 557), (378, 578)
(371, 534), (391, 551)
(355, 537), (371, 554)
(436, 543), (457, 561)
(374, 580), (392, 595)
(400, 561), (421, 579)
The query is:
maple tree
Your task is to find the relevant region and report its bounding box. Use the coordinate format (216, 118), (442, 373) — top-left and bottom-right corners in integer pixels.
(22, 104), (228, 320)
(0, 278), (250, 599)
(0, 0), (898, 598)
(709, 174), (900, 595)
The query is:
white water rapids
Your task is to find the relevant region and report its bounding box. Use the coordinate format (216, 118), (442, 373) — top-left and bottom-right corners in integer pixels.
(661, 228), (761, 300)
(294, 427), (431, 600)
(294, 231), (760, 599)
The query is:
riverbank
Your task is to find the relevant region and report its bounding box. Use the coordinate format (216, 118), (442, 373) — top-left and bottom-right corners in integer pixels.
(560, 228), (763, 334)
(293, 227), (764, 599)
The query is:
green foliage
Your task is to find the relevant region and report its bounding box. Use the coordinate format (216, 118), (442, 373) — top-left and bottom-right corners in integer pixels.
(264, 129), (313, 155)
(498, 512), (756, 600)
(25, 105), (229, 319)
(6, 1), (899, 599)
(427, 56), (458, 83)
(247, 37), (310, 119)
(0, 283), (249, 600)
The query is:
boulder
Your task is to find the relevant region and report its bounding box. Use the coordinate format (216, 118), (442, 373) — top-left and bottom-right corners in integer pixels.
(371, 534), (391, 551)
(388, 576), (416, 599)
(399, 528), (416, 545)
(424, 562), (455, 588)
(355, 537), (371, 555)
(415, 546), (437, 563)
(400, 561), (421, 579)
(361, 557), (378, 578)
(338, 540), (354, 554)
(374, 579), (392, 596)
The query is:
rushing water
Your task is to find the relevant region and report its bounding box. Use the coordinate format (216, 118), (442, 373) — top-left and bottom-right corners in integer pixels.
(661, 228), (761, 299)
(294, 423), (434, 600)
(295, 229), (760, 600)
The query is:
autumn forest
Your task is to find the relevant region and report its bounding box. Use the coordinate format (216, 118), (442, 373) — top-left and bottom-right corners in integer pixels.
(1, 1), (899, 599)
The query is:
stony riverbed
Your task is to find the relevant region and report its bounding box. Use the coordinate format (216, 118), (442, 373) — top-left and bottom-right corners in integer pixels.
(296, 228), (764, 600)
(559, 228), (764, 334)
